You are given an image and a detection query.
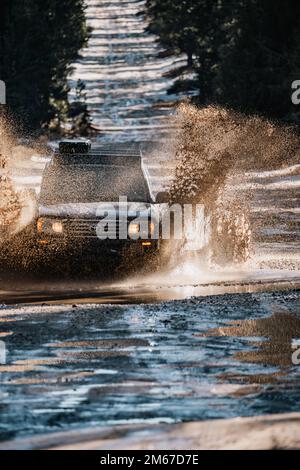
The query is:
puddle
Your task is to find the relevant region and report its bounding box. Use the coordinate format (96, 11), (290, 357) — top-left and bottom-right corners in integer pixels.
(0, 290), (299, 441)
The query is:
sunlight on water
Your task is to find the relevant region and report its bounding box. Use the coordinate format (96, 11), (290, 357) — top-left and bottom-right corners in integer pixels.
(68, 0), (196, 142)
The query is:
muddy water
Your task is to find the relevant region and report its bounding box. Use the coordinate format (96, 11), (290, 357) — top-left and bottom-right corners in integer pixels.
(0, 290), (299, 442)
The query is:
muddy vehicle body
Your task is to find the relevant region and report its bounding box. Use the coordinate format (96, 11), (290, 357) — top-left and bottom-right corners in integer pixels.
(36, 142), (160, 266)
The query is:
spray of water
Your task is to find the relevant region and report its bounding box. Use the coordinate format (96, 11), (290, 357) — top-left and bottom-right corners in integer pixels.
(168, 104), (298, 265)
(0, 115), (38, 240)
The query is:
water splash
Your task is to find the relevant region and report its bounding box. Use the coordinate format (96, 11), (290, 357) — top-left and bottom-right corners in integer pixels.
(165, 103), (300, 268)
(0, 116), (38, 239)
(170, 103), (299, 204)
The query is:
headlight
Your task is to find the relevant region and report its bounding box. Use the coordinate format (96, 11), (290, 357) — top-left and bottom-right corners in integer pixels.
(37, 218), (64, 234)
(128, 223), (140, 238)
(52, 221), (63, 234)
(128, 222), (156, 239)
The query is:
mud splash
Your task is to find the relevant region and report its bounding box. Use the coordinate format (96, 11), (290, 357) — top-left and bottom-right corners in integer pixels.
(166, 103), (300, 267)
(170, 104), (299, 203)
(0, 116), (22, 235)
(0, 115), (38, 239)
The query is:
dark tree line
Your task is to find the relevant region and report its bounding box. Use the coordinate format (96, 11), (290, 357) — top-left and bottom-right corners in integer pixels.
(146, 0), (300, 121)
(0, 0), (89, 133)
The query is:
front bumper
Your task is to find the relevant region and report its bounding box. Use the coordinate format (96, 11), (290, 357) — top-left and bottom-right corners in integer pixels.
(37, 235), (159, 255)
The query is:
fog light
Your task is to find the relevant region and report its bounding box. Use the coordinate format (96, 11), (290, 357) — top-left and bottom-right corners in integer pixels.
(52, 221), (63, 234)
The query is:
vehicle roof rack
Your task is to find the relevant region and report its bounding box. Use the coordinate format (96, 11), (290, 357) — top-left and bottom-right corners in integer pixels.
(52, 143), (142, 166)
(90, 143), (141, 157)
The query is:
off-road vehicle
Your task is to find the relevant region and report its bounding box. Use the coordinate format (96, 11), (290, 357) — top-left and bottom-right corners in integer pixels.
(36, 141), (161, 263)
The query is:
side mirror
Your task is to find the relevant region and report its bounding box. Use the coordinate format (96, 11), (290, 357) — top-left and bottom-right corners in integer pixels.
(155, 191), (169, 203)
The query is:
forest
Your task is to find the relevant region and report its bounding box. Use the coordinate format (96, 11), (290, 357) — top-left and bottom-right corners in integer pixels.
(145, 0), (300, 122)
(1, 1), (300, 132)
(0, 0), (89, 134)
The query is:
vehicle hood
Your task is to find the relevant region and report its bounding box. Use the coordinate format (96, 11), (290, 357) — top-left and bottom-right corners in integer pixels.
(38, 202), (158, 218)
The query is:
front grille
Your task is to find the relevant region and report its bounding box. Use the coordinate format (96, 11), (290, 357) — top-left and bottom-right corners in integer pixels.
(66, 218), (120, 239)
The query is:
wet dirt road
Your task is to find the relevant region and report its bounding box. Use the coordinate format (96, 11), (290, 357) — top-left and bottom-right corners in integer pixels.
(0, 289), (300, 443)
(0, 274), (300, 305)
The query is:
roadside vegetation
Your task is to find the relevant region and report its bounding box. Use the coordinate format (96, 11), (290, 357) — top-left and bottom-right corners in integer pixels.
(0, 0), (91, 135)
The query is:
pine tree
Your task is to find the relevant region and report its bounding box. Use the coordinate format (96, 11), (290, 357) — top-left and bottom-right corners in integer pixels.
(0, 0), (89, 131)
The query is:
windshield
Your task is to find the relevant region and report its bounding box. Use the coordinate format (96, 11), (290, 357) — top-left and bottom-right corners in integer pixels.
(40, 164), (151, 204)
